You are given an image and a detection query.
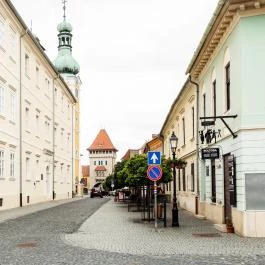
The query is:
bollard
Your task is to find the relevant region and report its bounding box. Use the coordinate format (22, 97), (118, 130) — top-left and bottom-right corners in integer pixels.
(163, 197), (167, 227)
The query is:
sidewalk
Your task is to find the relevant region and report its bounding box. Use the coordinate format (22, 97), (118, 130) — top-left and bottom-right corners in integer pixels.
(65, 199), (265, 257)
(0, 196), (85, 223)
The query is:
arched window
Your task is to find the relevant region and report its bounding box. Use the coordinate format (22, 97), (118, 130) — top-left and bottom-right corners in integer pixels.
(223, 48), (231, 112)
(211, 69), (217, 118)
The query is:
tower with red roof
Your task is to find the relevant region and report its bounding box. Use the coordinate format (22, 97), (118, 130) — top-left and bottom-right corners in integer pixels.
(87, 129), (118, 187)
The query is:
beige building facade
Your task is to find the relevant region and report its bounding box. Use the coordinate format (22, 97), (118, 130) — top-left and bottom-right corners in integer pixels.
(0, 0), (76, 210)
(160, 79), (198, 214)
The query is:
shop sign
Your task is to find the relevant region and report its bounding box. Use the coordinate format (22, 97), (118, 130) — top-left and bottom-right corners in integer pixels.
(201, 148), (220, 159)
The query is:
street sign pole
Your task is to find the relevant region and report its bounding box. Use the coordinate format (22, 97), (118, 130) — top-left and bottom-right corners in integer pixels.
(154, 181), (158, 231)
(147, 153), (161, 232)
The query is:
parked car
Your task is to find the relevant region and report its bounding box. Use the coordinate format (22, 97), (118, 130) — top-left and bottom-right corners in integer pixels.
(90, 188), (103, 198)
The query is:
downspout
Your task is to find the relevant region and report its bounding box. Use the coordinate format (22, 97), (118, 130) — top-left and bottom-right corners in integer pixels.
(52, 75), (59, 200)
(19, 28), (29, 207)
(72, 104), (74, 197)
(189, 76), (200, 214)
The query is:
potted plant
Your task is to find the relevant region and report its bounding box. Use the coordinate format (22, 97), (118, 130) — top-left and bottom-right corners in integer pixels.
(225, 217), (234, 233)
(165, 158), (187, 169)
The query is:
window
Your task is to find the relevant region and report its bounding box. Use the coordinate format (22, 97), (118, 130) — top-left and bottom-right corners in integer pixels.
(94, 161), (96, 166)
(212, 80), (216, 118)
(225, 62), (230, 111)
(25, 54), (29, 76)
(10, 93), (15, 121)
(36, 67), (39, 86)
(9, 27), (16, 56)
(191, 163), (195, 192)
(67, 104), (70, 119)
(105, 161), (107, 165)
(67, 166), (70, 183)
(0, 150), (4, 178)
(54, 88), (57, 103)
(203, 93), (206, 118)
(61, 94), (64, 112)
(10, 152), (15, 178)
(192, 107), (195, 139)
(25, 107), (29, 131)
(75, 88), (79, 99)
(0, 19), (5, 48)
(45, 78), (50, 95)
(67, 134), (70, 152)
(35, 113), (40, 136)
(60, 165), (63, 182)
(0, 83), (4, 115)
(182, 167), (186, 191)
(178, 169), (181, 191)
(35, 159), (39, 180)
(54, 127), (57, 143)
(45, 120), (50, 139)
(26, 157), (30, 179)
(182, 117), (185, 145)
(202, 93), (206, 128)
(61, 130), (64, 146)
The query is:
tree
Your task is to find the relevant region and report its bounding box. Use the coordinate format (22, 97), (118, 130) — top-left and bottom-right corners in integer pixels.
(105, 154), (172, 188)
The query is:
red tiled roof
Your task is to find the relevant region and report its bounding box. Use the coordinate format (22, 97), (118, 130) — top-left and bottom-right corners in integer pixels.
(95, 166), (107, 171)
(87, 129), (117, 151)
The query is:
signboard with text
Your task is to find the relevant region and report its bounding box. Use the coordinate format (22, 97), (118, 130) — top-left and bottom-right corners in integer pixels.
(201, 148), (220, 159)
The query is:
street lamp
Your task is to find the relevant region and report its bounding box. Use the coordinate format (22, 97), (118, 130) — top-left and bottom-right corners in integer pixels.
(170, 131), (179, 227)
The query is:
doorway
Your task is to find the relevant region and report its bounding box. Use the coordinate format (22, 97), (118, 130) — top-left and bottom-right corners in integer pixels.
(223, 154), (236, 222)
(211, 159), (216, 203)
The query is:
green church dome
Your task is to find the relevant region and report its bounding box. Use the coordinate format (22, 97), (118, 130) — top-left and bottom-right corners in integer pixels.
(54, 2), (79, 76)
(54, 48), (80, 75)
(57, 20), (73, 32)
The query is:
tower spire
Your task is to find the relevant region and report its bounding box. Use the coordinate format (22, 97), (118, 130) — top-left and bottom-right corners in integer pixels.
(62, 0), (67, 21)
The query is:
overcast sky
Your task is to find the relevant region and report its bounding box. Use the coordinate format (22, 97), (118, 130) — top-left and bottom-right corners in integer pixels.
(11, 0), (218, 164)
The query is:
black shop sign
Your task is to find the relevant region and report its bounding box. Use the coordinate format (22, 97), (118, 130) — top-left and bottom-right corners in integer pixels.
(201, 148), (220, 159)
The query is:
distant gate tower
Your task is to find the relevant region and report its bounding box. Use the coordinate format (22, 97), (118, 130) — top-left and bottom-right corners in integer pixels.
(54, 1), (81, 195)
(87, 129), (118, 187)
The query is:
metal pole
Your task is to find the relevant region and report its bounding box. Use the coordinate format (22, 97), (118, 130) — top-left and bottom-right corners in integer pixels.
(172, 151), (179, 227)
(154, 181), (158, 230)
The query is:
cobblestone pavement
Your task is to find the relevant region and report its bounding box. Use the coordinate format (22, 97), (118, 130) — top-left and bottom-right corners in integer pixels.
(0, 197), (265, 265)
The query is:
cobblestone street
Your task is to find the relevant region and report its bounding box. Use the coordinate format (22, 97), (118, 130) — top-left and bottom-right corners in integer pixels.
(1, 197), (265, 265)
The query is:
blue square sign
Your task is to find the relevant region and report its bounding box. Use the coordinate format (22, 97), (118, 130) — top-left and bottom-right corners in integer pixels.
(147, 151), (161, 165)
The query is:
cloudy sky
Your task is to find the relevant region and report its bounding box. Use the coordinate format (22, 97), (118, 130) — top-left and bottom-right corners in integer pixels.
(11, 0), (218, 163)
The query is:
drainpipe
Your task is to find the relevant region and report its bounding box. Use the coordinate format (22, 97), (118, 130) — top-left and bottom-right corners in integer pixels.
(189, 76), (200, 214)
(19, 28), (29, 207)
(72, 104), (74, 197)
(52, 75), (59, 200)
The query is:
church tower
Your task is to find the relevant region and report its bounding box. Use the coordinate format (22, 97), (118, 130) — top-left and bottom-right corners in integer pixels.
(54, 1), (81, 195)
(87, 129), (118, 187)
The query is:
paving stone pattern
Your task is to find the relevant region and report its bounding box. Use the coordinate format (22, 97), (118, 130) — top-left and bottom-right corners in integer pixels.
(0, 197), (265, 265)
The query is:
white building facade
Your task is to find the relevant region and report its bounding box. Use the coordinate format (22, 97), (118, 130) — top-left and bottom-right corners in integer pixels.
(0, 0), (76, 210)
